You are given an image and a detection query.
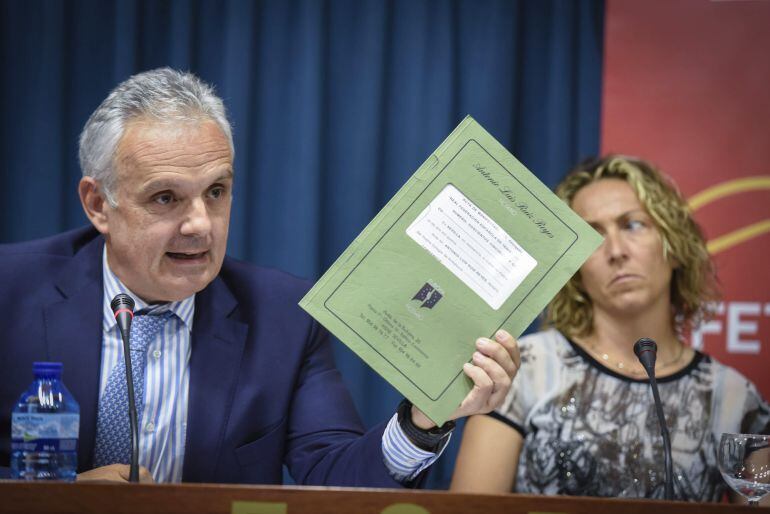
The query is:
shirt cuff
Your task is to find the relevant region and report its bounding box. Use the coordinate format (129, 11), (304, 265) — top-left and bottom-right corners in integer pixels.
(381, 413), (449, 482)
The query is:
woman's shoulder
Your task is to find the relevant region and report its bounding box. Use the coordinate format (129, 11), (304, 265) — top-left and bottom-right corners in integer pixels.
(700, 352), (765, 398)
(515, 328), (574, 372)
(695, 353), (770, 434)
(519, 327), (570, 349)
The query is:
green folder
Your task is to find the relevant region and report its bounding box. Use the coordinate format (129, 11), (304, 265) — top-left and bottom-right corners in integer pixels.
(300, 116), (602, 425)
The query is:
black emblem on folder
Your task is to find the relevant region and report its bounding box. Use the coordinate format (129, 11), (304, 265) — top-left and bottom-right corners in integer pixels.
(412, 283), (443, 309)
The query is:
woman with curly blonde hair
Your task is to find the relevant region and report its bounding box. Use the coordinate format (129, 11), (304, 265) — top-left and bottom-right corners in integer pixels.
(451, 155), (769, 502)
(548, 155), (716, 343)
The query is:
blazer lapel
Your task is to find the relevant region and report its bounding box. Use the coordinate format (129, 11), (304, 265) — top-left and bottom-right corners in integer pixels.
(183, 274), (248, 482)
(43, 235), (104, 472)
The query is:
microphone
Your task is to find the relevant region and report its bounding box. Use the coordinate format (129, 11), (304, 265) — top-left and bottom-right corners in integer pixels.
(634, 338), (674, 500)
(110, 293), (140, 483)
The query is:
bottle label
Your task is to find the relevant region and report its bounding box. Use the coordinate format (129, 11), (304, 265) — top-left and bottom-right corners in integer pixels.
(11, 413), (79, 452)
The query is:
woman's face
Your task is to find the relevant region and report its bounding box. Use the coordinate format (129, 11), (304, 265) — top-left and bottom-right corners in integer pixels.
(572, 179), (675, 319)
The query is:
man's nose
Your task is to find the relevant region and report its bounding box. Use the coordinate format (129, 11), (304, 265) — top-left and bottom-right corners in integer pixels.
(180, 198), (212, 236)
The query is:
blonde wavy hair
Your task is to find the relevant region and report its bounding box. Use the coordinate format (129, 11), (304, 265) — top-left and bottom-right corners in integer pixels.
(545, 155), (718, 338)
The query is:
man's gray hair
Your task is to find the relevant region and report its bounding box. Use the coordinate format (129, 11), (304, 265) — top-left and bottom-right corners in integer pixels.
(78, 68), (233, 206)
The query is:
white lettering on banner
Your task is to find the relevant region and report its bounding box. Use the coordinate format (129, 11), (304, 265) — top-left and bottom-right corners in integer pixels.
(727, 302), (761, 354)
(691, 303), (725, 350)
(691, 301), (768, 354)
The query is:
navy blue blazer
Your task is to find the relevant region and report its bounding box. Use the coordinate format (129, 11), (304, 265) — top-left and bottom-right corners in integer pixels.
(0, 227), (402, 486)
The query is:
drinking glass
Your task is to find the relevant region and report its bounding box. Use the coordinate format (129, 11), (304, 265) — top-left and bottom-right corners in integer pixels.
(718, 433), (770, 506)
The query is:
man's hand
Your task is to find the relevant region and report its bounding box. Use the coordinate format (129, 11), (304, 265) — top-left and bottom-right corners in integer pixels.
(77, 464), (154, 483)
(411, 329), (520, 429)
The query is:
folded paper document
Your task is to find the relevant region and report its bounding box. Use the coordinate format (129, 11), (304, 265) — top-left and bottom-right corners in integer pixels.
(300, 116), (602, 425)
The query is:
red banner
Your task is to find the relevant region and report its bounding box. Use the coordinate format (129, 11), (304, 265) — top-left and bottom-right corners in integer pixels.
(602, 0), (770, 397)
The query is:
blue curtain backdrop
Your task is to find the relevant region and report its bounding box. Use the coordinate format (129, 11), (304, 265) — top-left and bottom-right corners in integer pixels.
(0, 0), (603, 488)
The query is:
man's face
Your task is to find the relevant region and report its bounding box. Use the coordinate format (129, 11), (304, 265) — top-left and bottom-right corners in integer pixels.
(97, 118), (233, 303)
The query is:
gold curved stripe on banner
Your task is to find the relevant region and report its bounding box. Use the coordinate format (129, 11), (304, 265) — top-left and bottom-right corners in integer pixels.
(706, 219), (770, 255)
(687, 176), (770, 255)
(688, 176), (770, 211)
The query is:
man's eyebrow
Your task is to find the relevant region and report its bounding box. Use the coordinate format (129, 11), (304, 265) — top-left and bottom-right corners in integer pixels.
(140, 169), (234, 193)
(212, 168), (234, 182)
(140, 179), (176, 193)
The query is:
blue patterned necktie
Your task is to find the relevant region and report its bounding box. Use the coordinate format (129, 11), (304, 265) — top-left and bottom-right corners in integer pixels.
(93, 310), (173, 467)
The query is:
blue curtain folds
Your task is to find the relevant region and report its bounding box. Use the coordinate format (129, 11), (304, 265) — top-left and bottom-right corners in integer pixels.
(0, 0), (603, 488)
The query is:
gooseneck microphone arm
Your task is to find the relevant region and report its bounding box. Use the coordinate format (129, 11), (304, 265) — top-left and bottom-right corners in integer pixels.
(634, 337), (674, 500)
(111, 293), (139, 483)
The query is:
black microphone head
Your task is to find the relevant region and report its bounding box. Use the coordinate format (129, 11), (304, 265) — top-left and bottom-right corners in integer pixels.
(634, 337), (657, 358)
(110, 293), (135, 315)
(634, 337), (658, 374)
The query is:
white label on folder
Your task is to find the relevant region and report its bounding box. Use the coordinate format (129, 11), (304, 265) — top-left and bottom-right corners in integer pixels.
(406, 184), (537, 310)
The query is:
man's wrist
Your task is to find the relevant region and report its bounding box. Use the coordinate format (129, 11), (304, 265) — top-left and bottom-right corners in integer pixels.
(396, 399), (455, 452)
(409, 405), (435, 430)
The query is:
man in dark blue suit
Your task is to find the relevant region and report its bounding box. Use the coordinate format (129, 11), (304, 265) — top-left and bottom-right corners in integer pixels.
(0, 69), (519, 485)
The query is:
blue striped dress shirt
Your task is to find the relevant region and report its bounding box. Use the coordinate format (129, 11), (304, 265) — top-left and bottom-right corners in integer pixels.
(99, 248), (442, 483)
(100, 249), (194, 482)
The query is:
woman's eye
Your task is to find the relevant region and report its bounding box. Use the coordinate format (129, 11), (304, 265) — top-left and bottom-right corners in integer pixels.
(626, 219), (645, 231)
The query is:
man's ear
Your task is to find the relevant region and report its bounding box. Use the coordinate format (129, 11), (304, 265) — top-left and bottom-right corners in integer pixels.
(78, 177), (110, 234)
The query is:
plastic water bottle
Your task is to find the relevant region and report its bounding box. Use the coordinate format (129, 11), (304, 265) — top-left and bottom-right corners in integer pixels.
(10, 362), (80, 481)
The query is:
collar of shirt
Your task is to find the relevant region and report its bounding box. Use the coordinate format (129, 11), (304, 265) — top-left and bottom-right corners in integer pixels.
(101, 246), (195, 332)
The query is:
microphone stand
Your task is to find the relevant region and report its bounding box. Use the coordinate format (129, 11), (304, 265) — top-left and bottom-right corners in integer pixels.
(112, 294), (140, 483)
(634, 338), (674, 500)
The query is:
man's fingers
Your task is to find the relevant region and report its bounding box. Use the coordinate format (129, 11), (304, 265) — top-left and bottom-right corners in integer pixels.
(139, 466), (154, 483)
(77, 464), (132, 483)
(116, 464), (131, 481)
(471, 351), (510, 391)
(475, 338), (517, 379)
(460, 362), (494, 413)
(449, 331), (521, 421)
(469, 353), (512, 411)
(493, 330), (520, 371)
(485, 379), (511, 410)
(465, 361), (494, 390)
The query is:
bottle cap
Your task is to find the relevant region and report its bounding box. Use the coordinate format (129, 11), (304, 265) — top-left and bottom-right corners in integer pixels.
(33, 362), (63, 378)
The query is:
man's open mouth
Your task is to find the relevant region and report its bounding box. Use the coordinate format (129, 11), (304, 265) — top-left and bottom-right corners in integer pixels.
(167, 251), (207, 260)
